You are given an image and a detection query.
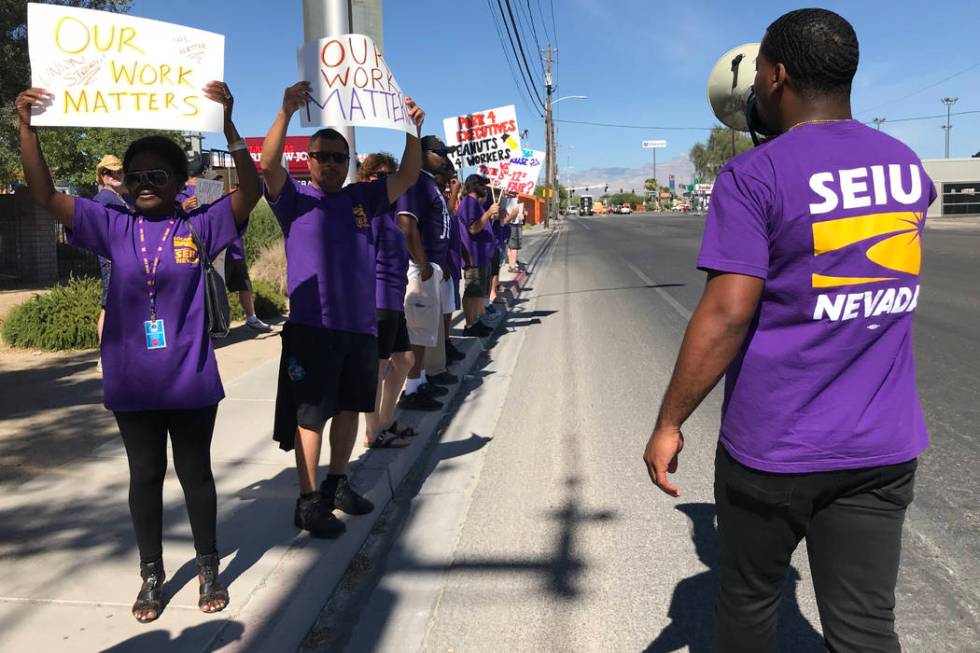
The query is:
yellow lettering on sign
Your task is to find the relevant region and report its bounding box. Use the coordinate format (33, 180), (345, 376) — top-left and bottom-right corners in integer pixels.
(177, 66), (194, 88)
(182, 95), (199, 116)
(54, 16), (90, 54)
(64, 88), (88, 113)
(54, 17), (144, 55)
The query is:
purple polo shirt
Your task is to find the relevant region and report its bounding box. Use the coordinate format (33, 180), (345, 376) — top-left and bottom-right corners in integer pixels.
(372, 210), (410, 311)
(395, 171), (450, 270)
(460, 195), (495, 267)
(266, 175), (389, 335)
(68, 195), (243, 411)
(697, 120), (934, 473)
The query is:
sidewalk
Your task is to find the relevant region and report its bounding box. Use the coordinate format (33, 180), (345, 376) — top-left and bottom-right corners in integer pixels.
(0, 224), (553, 653)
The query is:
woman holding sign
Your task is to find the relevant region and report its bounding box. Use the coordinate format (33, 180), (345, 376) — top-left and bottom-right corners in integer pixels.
(16, 81), (261, 623)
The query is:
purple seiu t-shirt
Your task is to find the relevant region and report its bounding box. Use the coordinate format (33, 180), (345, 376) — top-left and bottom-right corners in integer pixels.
(225, 236), (245, 261)
(456, 212), (471, 269)
(395, 171), (450, 270)
(459, 195), (496, 267)
(267, 175), (389, 335)
(445, 204), (463, 280)
(68, 195), (243, 411)
(697, 120), (935, 473)
(372, 209), (410, 311)
(93, 188), (130, 212)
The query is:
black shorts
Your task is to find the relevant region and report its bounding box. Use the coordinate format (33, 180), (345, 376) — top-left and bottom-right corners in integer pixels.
(464, 265), (490, 298)
(508, 226), (523, 250)
(272, 322), (378, 451)
(376, 309), (411, 359)
(224, 257), (252, 292)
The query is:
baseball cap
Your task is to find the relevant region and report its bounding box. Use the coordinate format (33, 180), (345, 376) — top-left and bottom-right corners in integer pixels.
(96, 154), (123, 175)
(421, 135), (457, 155)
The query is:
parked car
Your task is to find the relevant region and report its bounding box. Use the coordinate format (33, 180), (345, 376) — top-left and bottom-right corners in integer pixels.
(619, 205), (632, 214)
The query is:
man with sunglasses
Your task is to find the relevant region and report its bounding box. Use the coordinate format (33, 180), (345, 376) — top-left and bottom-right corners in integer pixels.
(261, 81), (425, 539)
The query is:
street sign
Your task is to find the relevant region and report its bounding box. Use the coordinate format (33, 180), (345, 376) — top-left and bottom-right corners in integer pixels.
(687, 184), (695, 191)
(642, 140), (667, 149)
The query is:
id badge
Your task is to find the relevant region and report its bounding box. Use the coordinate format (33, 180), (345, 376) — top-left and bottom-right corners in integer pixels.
(144, 319), (167, 350)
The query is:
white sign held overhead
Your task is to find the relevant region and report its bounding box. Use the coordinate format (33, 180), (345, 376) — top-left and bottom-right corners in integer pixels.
(479, 148), (545, 195)
(642, 140), (667, 149)
(192, 178), (224, 206)
(296, 33), (416, 135)
(27, 3), (225, 131)
(442, 105), (522, 171)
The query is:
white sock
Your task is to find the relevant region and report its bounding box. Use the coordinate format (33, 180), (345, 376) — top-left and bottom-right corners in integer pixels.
(405, 376), (423, 395)
(420, 370), (428, 384)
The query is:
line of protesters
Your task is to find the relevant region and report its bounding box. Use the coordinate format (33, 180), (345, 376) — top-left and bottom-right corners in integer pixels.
(15, 78), (524, 624)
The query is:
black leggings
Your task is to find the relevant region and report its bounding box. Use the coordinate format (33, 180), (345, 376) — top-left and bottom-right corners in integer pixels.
(114, 405), (219, 563)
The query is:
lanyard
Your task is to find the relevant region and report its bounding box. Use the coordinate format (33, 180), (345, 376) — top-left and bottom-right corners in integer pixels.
(137, 216), (176, 320)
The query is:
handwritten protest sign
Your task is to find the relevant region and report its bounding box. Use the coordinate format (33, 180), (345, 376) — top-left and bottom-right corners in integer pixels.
(192, 178), (224, 205)
(27, 3), (224, 131)
(296, 34), (416, 135)
(442, 105), (522, 172)
(479, 148), (544, 194)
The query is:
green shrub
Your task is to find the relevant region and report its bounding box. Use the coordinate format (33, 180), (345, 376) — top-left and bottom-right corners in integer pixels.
(249, 239), (287, 296)
(1, 276), (101, 350)
(243, 199), (282, 264)
(228, 278), (287, 321)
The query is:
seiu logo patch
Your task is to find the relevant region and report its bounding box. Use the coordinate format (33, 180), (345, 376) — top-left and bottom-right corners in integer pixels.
(353, 205), (369, 229)
(173, 236), (199, 265)
(811, 211), (924, 288)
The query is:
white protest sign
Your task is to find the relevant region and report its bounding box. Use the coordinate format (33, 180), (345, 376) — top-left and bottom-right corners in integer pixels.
(479, 148), (544, 194)
(27, 3), (224, 131)
(192, 178), (224, 205)
(442, 105), (522, 172)
(296, 33), (416, 135)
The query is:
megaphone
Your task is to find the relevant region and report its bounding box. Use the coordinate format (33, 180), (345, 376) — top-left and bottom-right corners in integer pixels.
(707, 43), (778, 145)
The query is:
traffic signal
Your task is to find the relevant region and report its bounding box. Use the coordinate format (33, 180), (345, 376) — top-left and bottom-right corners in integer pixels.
(585, 186), (589, 192)
(604, 184), (608, 192)
(619, 188), (623, 194)
(631, 188), (635, 194)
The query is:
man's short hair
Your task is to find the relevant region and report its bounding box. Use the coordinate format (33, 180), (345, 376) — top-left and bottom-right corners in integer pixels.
(760, 8), (859, 97)
(309, 128), (349, 153)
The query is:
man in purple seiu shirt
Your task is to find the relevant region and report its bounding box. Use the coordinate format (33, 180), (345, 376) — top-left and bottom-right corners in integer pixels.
(642, 10), (933, 651)
(261, 80), (425, 540)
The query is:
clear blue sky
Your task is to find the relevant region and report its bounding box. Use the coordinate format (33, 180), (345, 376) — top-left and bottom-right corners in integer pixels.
(130, 0), (980, 169)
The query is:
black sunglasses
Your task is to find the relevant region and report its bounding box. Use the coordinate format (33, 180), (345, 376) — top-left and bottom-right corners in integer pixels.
(124, 169), (170, 188)
(308, 151), (350, 164)
(372, 171), (389, 180)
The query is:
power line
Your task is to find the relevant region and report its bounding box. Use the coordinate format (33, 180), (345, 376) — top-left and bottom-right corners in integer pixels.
(486, 0), (543, 117)
(857, 61), (980, 115)
(535, 0), (554, 45)
(555, 119), (714, 131)
(519, 0), (546, 75)
(499, 0), (546, 109)
(876, 109), (980, 124)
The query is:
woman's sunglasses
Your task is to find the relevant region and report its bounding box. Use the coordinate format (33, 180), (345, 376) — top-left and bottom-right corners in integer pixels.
(308, 151), (350, 164)
(124, 169), (170, 188)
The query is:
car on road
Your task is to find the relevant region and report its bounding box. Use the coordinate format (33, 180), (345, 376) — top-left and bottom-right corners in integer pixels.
(619, 205), (632, 214)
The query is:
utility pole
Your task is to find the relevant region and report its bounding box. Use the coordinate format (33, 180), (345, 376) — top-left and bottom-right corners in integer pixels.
(873, 117), (886, 131)
(942, 96), (958, 159)
(303, 0), (357, 183)
(543, 45), (553, 229)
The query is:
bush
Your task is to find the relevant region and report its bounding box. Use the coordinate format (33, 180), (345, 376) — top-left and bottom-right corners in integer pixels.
(243, 199), (282, 264)
(228, 278), (287, 321)
(1, 276), (101, 350)
(249, 240), (287, 296)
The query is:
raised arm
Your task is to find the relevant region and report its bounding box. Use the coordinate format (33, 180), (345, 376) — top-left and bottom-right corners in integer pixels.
(387, 97), (425, 204)
(468, 201), (500, 235)
(16, 89), (74, 227)
(203, 82), (260, 227)
(261, 82), (310, 201)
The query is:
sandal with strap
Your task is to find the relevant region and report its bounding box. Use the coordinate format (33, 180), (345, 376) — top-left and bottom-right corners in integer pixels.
(133, 559), (165, 623)
(196, 553), (229, 614)
(386, 421), (418, 439)
(369, 431), (411, 448)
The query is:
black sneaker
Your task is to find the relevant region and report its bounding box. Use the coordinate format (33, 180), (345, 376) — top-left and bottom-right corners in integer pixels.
(417, 382), (448, 397)
(445, 343), (466, 362)
(398, 391), (443, 411)
(294, 494), (345, 539)
(324, 476), (374, 516)
(427, 371), (459, 385)
(463, 322), (493, 338)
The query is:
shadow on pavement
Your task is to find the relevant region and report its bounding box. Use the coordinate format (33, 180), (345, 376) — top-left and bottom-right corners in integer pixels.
(643, 502), (824, 653)
(99, 619), (245, 653)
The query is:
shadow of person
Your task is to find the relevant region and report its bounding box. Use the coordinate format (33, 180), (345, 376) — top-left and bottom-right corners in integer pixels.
(99, 619), (244, 653)
(644, 503), (824, 653)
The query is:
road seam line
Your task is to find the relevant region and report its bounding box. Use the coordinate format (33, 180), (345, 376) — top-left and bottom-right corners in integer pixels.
(625, 262), (693, 320)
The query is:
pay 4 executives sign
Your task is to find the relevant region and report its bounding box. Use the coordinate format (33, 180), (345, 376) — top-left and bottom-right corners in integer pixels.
(27, 3), (224, 131)
(442, 105), (521, 172)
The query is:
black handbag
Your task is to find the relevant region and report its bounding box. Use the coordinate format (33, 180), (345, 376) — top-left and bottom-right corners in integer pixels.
(184, 220), (231, 338)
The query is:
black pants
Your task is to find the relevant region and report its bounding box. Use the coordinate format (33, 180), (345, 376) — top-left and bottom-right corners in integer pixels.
(714, 444), (916, 653)
(114, 405), (219, 563)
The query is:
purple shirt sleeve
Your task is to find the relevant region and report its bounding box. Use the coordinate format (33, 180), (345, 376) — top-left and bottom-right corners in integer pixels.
(68, 198), (119, 259)
(187, 194), (244, 261)
(265, 175), (300, 230)
(459, 196), (483, 228)
(395, 181), (419, 221)
(696, 167), (771, 279)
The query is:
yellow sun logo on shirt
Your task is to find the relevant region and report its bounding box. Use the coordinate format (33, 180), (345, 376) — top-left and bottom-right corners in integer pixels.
(353, 205), (369, 229)
(811, 211), (924, 287)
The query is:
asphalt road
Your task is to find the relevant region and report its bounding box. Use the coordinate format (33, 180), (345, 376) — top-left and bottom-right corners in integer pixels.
(342, 213), (980, 652)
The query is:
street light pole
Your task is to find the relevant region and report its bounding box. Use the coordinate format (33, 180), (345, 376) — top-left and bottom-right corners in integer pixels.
(303, 0), (357, 183)
(873, 117), (886, 131)
(942, 96), (958, 159)
(543, 46), (553, 229)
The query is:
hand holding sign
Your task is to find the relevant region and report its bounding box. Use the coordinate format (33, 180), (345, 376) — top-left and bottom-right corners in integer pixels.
(15, 88), (54, 127)
(405, 96), (425, 133)
(202, 80), (234, 122)
(282, 81), (312, 116)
